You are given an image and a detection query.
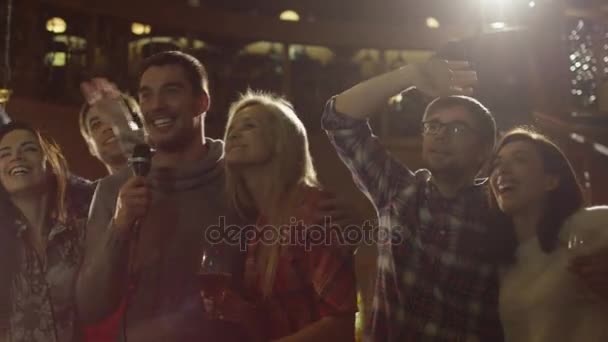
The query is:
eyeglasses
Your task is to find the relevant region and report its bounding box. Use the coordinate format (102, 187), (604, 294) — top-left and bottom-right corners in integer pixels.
(421, 120), (476, 137)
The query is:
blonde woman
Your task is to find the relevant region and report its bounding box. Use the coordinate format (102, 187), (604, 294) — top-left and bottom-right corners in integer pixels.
(213, 91), (357, 341)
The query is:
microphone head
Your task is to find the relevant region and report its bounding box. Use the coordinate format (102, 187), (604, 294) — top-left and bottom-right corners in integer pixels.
(129, 144), (152, 177)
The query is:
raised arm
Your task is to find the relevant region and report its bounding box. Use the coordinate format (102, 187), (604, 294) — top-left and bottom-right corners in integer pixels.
(334, 59), (476, 120)
(322, 59), (476, 209)
(323, 59), (477, 341)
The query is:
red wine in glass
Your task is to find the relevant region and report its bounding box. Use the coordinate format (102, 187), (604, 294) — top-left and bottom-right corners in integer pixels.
(197, 247), (250, 340)
(198, 246), (232, 318)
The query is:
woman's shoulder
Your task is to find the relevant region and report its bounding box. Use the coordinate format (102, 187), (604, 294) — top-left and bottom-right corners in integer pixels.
(66, 174), (96, 212)
(293, 185), (326, 220)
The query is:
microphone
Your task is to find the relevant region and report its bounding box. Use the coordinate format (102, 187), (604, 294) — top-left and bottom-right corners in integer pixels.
(127, 143), (151, 244)
(128, 144), (152, 177)
(123, 144), (151, 342)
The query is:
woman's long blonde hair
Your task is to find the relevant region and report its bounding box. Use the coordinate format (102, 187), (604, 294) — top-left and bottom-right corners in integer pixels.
(224, 90), (319, 297)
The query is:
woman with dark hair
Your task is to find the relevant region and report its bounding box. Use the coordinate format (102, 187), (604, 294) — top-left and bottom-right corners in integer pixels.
(0, 122), (89, 342)
(488, 128), (608, 341)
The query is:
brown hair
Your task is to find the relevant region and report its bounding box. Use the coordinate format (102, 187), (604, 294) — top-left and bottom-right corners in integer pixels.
(138, 50), (209, 95)
(0, 122), (69, 223)
(0, 121), (70, 324)
(487, 128), (585, 264)
(78, 94), (142, 140)
(423, 95), (497, 149)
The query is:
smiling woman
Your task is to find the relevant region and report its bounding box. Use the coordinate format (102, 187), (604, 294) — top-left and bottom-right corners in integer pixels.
(0, 122), (89, 342)
(487, 128), (608, 342)
(215, 91), (357, 342)
(0, 130), (50, 196)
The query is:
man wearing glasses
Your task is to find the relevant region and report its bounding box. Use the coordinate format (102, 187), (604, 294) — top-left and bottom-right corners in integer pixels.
(322, 59), (503, 341)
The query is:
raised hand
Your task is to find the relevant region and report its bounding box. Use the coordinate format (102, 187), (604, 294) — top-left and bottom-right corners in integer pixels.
(410, 59), (478, 98)
(80, 77), (121, 105)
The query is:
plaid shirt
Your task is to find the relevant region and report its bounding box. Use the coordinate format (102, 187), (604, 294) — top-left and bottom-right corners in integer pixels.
(244, 187), (358, 340)
(322, 98), (503, 342)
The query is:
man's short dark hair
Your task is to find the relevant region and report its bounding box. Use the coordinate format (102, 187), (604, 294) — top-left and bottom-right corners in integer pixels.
(423, 95), (496, 149)
(78, 95), (141, 139)
(138, 51), (209, 95)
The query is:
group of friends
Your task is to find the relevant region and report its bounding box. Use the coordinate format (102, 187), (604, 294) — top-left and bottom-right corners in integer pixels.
(0, 50), (606, 342)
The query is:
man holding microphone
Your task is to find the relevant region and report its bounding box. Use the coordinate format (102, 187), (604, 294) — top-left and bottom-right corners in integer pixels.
(76, 51), (245, 341)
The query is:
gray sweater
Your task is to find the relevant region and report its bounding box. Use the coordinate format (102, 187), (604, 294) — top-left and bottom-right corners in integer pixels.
(76, 138), (246, 341)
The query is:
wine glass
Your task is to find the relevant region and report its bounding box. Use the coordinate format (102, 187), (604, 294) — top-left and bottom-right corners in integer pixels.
(197, 245), (233, 319)
(566, 229), (599, 301)
(567, 233), (586, 253)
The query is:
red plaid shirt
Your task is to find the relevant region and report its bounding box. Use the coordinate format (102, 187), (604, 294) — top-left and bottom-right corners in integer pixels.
(244, 187), (357, 340)
(322, 98), (503, 342)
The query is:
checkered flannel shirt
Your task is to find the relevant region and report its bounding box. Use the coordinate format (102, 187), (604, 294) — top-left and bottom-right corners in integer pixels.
(322, 98), (503, 342)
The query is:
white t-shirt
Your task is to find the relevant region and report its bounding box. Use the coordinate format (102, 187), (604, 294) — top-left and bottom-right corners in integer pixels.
(499, 206), (608, 342)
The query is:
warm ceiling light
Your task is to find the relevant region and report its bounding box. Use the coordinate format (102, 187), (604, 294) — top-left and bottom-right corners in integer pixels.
(46, 17), (67, 34)
(279, 10), (300, 22)
(483, 0), (506, 8)
(529, 1), (536, 8)
(426, 17), (440, 29)
(490, 22), (506, 30)
(390, 93), (403, 104)
(131, 22), (151, 35)
(46, 52), (67, 67)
